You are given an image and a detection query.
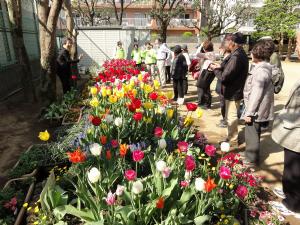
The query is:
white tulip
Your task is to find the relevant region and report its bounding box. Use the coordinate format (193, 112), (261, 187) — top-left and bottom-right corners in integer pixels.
(105, 114), (114, 124)
(132, 181), (143, 194)
(90, 143), (102, 156)
(114, 117), (123, 127)
(220, 142), (230, 152)
(116, 185), (125, 196)
(87, 167), (101, 183)
(156, 160), (167, 172)
(195, 177), (205, 191)
(158, 139), (167, 149)
(184, 171), (192, 181)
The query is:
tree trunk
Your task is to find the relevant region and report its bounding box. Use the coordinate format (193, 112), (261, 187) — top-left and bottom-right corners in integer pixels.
(160, 21), (168, 43)
(6, 0), (37, 102)
(38, 0), (63, 105)
(285, 37), (293, 62)
(63, 0), (77, 58)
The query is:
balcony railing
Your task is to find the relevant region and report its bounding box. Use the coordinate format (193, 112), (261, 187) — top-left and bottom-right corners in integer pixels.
(169, 19), (198, 28)
(122, 17), (151, 27)
(74, 17), (151, 27)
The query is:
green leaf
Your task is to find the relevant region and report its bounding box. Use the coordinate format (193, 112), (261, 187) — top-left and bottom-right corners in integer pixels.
(178, 188), (195, 206)
(162, 178), (178, 198)
(53, 205), (96, 221)
(194, 215), (210, 225)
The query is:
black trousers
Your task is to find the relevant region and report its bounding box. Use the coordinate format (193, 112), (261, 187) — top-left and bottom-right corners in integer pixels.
(173, 79), (184, 100)
(197, 87), (211, 107)
(165, 66), (171, 82)
(58, 73), (71, 94)
(183, 78), (188, 94)
(245, 121), (269, 164)
(219, 94), (226, 119)
(282, 148), (300, 213)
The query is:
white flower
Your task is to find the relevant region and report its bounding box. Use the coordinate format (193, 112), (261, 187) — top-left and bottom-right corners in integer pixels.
(184, 171), (192, 181)
(195, 177), (205, 191)
(162, 167), (171, 178)
(105, 114), (114, 124)
(116, 185), (125, 196)
(156, 160), (167, 172)
(220, 142), (230, 152)
(132, 181), (143, 194)
(158, 139), (167, 149)
(114, 117), (123, 127)
(90, 143), (102, 156)
(87, 167), (101, 183)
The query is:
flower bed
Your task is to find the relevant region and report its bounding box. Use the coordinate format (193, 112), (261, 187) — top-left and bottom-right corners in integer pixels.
(27, 59), (283, 225)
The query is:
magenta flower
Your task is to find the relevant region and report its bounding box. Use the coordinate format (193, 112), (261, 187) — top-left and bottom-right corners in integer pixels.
(219, 166), (232, 180)
(125, 169), (137, 181)
(185, 155), (196, 171)
(111, 139), (119, 148)
(235, 185), (248, 199)
(177, 141), (189, 152)
(132, 150), (144, 162)
(180, 180), (189, 187)
(104, 191), (116, 206)
(205, 145), (216, 157)
(162, 167), (171, 178)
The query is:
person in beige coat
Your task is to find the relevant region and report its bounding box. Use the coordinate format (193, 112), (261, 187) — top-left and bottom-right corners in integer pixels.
(270, 32), (300, 216)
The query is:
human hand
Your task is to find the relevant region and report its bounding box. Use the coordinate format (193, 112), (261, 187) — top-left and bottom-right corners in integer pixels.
(244, 116), (252, 124)
(209, 63), (220, 70)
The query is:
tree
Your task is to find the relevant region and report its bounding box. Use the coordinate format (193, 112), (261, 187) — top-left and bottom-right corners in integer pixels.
(107, 0), (137, 26)
(188, 0), (253, 40)
(64, 0), (77, 57)
(72, 0), (113, 26)
(150, 0), (185, 42)
(5, 0), (37, 101)
(254, 0), (300, 59)
(37, 0), (64, 104)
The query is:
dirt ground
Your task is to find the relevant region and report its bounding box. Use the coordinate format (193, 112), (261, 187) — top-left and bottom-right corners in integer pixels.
(0, 62), (299, 223)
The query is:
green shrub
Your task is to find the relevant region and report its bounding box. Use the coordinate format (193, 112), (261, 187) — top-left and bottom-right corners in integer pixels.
(182, 31), (193, 38)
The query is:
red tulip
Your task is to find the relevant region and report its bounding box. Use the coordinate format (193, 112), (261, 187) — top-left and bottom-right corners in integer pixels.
(205, 145), (216, 157)
(154, 127), (164, 138)
(219, 166), (232, 180)
(132, 150), (144, 162)
(133, 112), (143, 121)
(149, 92), (158, 100)
(67, 148), (86, 163)
(156, 197), (164, 209)
(100, 136), (107, 145)
(177, 141), (189, 152)
(125, 169), (137, 181)
(111, 139), (119, 148)
(185, 155), (196, 171)
(185, 103), (198, 111)
(235, 185), (248, 199)
(106, 150), (112, 160)
(92, 116), (101, 126)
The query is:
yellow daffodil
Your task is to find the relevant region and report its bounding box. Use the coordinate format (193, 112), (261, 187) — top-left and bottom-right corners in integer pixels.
(90, 97), (99, 107)
(165, 91), (174, 100)
(143, 102), (153, 110)
(108, 95), (118, 103)
(184, 116), (194, 126)
(106, 88), (112, 96)
(196, 108), (203, 118)
(144, 84), (153, 93)
(153, 80), (160, 89)
(90, 86), (98, 96)
(166, 109), (174, 118)
(101, 88), (107, 97)
(138, 74), (143, 81)
(23, 203), (28, 208)
(38, 130), (50, 141)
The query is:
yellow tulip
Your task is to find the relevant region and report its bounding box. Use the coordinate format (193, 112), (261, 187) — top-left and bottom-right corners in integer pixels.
(101, 88), (107, 97)
(153, 80), (160, 89)
(144, 117), (152, 123)
(138, 74), (143, 81)
(144, 84), (153, 93)
(166, 109), (174, 118)
(116, 90), (124, 98)
(106, 88), (112, 96)
(130, 79), (135, 87)
(90, 86), (98, 96)
(132, 89), (137, 97)
(196, 108), (203, 118)
(123, 84), (129, 93)
(108, 95), (118, 103)
(165, 91), (174, 100)
(184, 116), (194, 126)
(140, 82), (145, 89)
(143, 102), (153, 110)
(90, 97), (99, 107)
(38, 130), (50, 141)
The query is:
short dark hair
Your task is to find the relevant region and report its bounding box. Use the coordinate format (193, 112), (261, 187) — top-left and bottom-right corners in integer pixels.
(202, 40), (214, 52)
(63, 37), (73, 45)
(117, 41), (122, 46)
(261, 40), (275, 56)
(156, 38), (162, 43)
(251, 41), (271, 61)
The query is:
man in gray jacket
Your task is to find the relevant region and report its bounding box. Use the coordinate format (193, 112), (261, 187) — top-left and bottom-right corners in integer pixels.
(271, 32), (300, 215)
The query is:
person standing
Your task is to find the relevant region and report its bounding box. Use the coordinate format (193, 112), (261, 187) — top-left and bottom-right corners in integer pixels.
(210, 33), (249, 146)
(243, 41), (275, 166)
(182, 44), (191, 94)
(131, 43), (142, 69)
(113, 41), (126, 59)
(56, 37), (83, 94)
(171, 45), (188, 105)
(270, 32), (300, 216)
(155, 38), (171, 87)
(144, 42), (157, 76)
(165, 50), (173, 84)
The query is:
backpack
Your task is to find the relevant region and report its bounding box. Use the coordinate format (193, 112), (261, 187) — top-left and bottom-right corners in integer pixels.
(271, 66), (284, 94)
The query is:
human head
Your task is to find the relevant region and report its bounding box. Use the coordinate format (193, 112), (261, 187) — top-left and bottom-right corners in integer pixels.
(202, 40), (214, 52)
(173, 45), (182, 56)
(117, 41), (123, 47)
(219, 41), (231, 55)
(133, 43), (139, 49)
(182, 44), (188, 52)
(260, 40), (275, 61)
(63, 37), (73, 50)
(251, 41), (271, 63)
(224, 32), (245, 51)
(155, 38), (162, 46)
(146, 41), (153, 49)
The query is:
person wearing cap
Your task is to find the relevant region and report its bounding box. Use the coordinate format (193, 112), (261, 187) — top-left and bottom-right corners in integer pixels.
(155, 38), (172, 87)
(113, 41), (126, 59)
(171, 45), (188, 105)
(131, 43), (142, 69)
(182, 44), (191, 94)
(210, 32), (249, 147)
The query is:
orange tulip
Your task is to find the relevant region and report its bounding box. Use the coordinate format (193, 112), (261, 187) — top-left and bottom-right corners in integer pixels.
(204, 176), (217, 192)
(119, 144), (128, 158)
(156, 197), (164, 209)
(100, 136), (107, 145)
(67, 148), (86, 163)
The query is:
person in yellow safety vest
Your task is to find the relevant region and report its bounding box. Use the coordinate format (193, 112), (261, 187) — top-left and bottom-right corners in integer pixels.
(131, 44), (142, 69)
(114, 41), (126, 59)
(143, 42), (157, 76)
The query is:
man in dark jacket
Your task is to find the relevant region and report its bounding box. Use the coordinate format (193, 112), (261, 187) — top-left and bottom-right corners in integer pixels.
(171, 45), (188, 105)
(56, 37), (83, 94)
(211, 33), (249, 146)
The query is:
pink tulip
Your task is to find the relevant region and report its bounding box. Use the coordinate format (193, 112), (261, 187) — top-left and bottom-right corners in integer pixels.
(205, 145), (216, 157)
(177, 141), (189, 152)
(132, 150), (144, 162)
(219, 166), (232, 180)
(162, 167), (171, 178)
(125, 169), (137, 181)
(180, 180), (189, 187)
(111, 139), (119, 148)
(154, 127), (164, 138)
(105, 191), (116, 206)
(235, 185), (248, 199)
(185, 155), (196, 171)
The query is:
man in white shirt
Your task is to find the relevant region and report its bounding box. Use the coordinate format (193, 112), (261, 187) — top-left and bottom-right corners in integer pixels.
(182, 44), (191, 94)
(155, 38), (171, 87)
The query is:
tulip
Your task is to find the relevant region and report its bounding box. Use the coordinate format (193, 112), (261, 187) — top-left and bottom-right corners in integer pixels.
(105, 114), (114, 124)
(132, 180), (143, 194)
(38, 130), (50, 141)
(195, 177), (205, 191)
(67, 148), (86, 163)
(219, 166), (232, 180)
(111, 139), (119, 148)
(165, 91), (174, 100)
(204, 177), (217, 192)
(185, 103), (198, 111)
(106, 150), (112, 160)
(185, 155), (196, 171)
(177, 141), (189, 152)
(220, 142), (230, 152)
(149, 92), (158, 100)
(205, 145), (216, 157)
(90, 86), (98, 95)
(195, 108), (203, 118)
(90, 97), (99, 107)
(119, 144), (128, 157)
(166, 108), (174, 119)
(235, 185), (248, 199)
(132, 150), (144, 162)
(89, 143), (102, 156)
(184, 171), (192, 181)
(162, 167), (171, 178)
(133, 112), (143, 121)
(87, 167), (101, 183)
(100, 136), (107, 145)
(92, 116), (101, 126)
(156, 197), (164, 209)
(116, 185), (125, 196)
(125, 169), (136, 181)
(104, 191), (116, 206)
(155, 160), (167, 172)
(143, 102), (153, 110)
(114, 117), (123, 127)
(158, 138), (167, 149)
(154, 127), (164, 138)
(180, 180), (189, 187)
